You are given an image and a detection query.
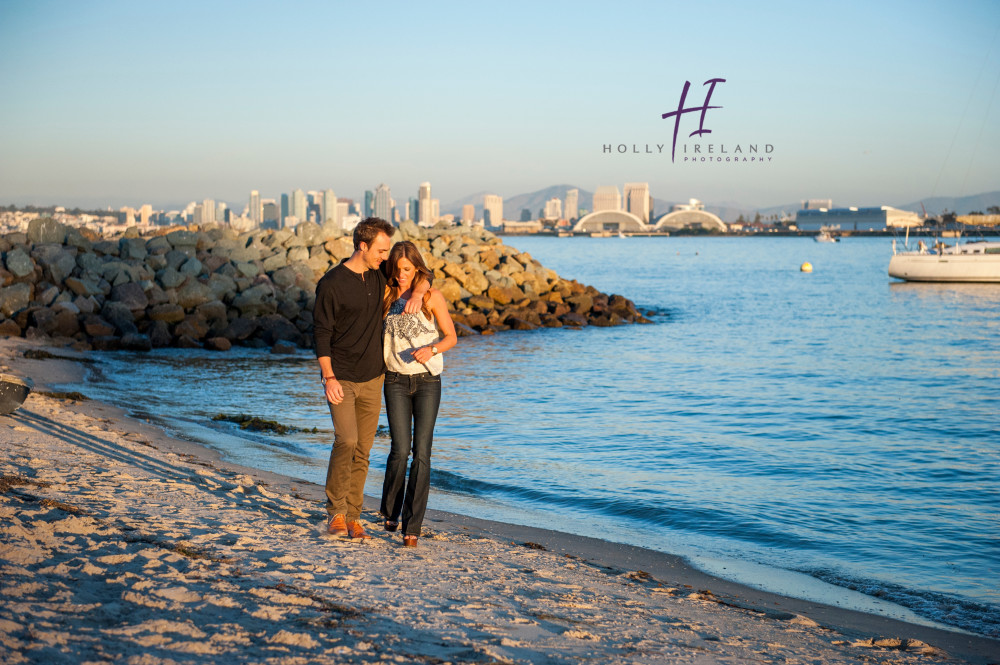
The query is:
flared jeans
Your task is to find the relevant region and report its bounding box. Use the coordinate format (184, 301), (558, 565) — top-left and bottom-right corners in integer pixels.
(380, 370), (441, 536)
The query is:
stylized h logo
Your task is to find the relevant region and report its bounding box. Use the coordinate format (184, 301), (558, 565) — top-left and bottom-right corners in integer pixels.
(661, 78), (726, 162)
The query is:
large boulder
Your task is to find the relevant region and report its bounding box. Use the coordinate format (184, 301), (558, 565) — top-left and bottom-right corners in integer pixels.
(4, 248), (35, 279)
(26, 218), (67, 245)
(0, 283), (32, 318)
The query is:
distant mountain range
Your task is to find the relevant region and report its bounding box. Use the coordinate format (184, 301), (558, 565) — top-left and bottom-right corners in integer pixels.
(444, 188), (1000, 222)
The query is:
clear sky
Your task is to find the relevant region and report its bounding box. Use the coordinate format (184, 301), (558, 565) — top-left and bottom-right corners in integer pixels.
(1, 0), (998, 212)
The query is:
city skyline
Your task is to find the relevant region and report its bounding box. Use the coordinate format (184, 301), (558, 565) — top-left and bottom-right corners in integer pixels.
(1, 1), (999, 211)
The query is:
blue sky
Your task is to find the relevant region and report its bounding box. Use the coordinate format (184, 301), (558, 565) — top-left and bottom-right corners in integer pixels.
(1, 0), (998, 212)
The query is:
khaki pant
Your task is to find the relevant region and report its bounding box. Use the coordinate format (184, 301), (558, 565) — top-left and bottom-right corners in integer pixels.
(324, 374), (384, 521)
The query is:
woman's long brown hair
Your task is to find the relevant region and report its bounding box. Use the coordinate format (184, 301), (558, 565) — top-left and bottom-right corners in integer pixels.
(382, 241), (433, 318)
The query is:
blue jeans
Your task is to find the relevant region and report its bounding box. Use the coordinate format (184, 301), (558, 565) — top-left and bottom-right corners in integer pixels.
(380, 371), (441, 536)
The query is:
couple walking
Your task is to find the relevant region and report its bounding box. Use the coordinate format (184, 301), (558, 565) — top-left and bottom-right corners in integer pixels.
(312, 218), (457, 547)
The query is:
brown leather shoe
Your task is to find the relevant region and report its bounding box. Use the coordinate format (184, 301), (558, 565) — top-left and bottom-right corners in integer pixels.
(403, 535), (418, 547)
(327, 514), (348, 537)
(347, 520), (370, 540)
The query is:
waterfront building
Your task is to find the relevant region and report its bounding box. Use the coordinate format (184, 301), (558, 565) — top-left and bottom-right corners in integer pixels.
(249, 190), (262, 227)
(565, 189), (579, 221)
(573, 210), (646, 233)
(202, 199), (216, 225)
(417, 181), (432, 226)
(280, 194), (289, 227)
(483, 194), (503, 227)
(802, 198), (834, 210)
(216, 202), (228, 224)
(337, 202), (351, 227)
(795, 206), (920, 231)
(461, 204), (475, 224)
(593, 186), (621, 212)
(262, 200), (279, 229)
(374, 183), (392, 222)
(624, 182), (650, 223)
(431, 199), (440, 223)
(654, 207), (725, 232)
(544, 197), (563, 220)
(322, 189), (338, 225)
(290, 189), (307, 226)
(364, 190), (374, 219)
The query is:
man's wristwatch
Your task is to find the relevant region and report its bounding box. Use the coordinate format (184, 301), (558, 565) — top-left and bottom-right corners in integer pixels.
(321, 376), (336, 385)
(431, 345), (439, 355)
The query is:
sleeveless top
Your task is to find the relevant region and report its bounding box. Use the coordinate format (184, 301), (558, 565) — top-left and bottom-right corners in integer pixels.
(383, 297), (444, 376)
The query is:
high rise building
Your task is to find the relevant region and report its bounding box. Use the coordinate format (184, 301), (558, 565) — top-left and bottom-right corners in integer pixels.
(431, 199), (440, 223)
(417, 181), (433, 226)
(262, 199), (279, 229)
(408, 198), (418, 222)
(483, 194), (503, 227)
(593, 186), (621, 212)
(364, 190), (374, 219)
(374, 183), (392, 222)
(216, 201), (228, 224)
(202, 199), (216, 225)
(249, 190), (262, 227)
(290, 189), (307, 226)
(280, 194), (289, 227)
(322, 189), (338, 225)
(544, 198), (563, 220)
(565, 189), (579, 221)
(624, 182), (651, 223)
(461, 204), (475, 224)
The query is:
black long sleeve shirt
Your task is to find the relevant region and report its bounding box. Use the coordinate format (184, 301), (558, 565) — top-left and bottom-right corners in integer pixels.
(312, 262), (387, 383)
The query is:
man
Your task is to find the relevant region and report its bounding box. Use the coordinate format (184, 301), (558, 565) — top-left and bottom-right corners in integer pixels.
(313, 217), (426, 539)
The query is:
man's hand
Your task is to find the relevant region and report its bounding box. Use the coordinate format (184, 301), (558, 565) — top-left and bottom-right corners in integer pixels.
(324, 378), (344, 405)
(404, 280), (431, 314)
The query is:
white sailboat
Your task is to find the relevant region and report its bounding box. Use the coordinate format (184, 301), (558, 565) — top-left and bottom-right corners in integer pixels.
(888, 216), (1000, 283)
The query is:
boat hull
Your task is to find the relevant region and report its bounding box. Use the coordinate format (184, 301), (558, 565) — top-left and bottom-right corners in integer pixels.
(0, 374), (31, 415)
(888, 253), (1000, 282)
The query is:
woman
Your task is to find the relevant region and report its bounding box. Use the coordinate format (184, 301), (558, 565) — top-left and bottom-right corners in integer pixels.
(380, 241), (457, 547)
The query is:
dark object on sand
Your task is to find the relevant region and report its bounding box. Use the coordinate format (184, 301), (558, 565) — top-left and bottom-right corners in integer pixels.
(0, 374), (32, 415)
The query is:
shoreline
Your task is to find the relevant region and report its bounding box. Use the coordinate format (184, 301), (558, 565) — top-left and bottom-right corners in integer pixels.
(2, 337), (998, 664)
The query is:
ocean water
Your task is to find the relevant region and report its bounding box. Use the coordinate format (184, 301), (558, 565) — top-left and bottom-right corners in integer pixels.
(74, 236), (999, 638)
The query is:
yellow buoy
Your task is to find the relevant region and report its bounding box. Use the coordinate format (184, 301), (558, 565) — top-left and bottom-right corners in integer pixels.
(800, 262), (813, 272)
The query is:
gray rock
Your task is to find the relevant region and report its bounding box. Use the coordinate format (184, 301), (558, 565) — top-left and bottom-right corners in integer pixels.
(222, 316), (257, 340)
(64, 276), (103, 297)
(175, 281), (213, 310)
(92, 240), (120, 257)
(110, 282), (148, 311)
(119, 237), (147, 261)
(147, 320), (172, 347)
(101, 301), (138, 335)
(148, 303), (186, 323)
(76, 252), (103, 274)
(167, 229), (198, 249)
(5, 249), (35, 278)
(145, 236), (172, 255)
(165, 249), (191, 271)
(206, 273), (236, 301)
(179, 257), (203, 277)
(64, 227), (92, 252)
(31, 245), (76, 284)
(157, 267), (186, 290)
(26, 218), (67, 245)
(204, 337), (232, 351)
(0, 283), (32, 318)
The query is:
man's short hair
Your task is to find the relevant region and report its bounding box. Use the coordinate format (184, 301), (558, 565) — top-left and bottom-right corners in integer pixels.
(353, 217), (396, 250)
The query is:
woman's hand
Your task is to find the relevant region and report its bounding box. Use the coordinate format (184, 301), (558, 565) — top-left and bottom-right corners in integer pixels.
(412, 346), (435, 364)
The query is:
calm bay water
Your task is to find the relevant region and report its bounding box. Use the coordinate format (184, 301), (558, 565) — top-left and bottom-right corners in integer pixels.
(75, 236), (999, 637)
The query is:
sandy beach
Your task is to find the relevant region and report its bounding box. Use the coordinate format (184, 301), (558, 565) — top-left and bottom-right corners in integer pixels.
(1, 337), (997, 664)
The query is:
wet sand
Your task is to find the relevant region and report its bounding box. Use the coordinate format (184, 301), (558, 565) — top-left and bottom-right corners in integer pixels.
(1, 336), (997, 664)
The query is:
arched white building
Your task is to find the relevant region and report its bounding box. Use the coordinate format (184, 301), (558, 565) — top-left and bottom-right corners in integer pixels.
(654, 209), (726, 232)
(573, 210), (647, 233)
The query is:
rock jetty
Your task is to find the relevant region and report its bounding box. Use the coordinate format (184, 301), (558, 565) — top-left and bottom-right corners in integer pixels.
(0, 217), (649, 352)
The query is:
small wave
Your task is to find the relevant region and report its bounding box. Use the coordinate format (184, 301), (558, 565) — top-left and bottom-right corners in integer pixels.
(430, 467), (819, 551)
(805, 568), (1000, 638)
